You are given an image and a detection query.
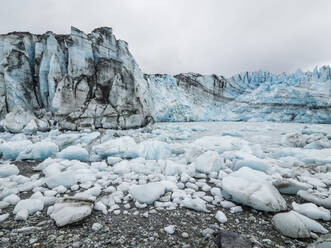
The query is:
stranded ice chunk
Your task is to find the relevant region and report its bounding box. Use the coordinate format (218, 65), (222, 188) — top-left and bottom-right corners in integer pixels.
(192, 136), (247, 153)
(232, 159), (272, 174)
(272, 211), (328, 238)
(194, 151), (222, 174)
(56, 145), (89, 162)
(292, 202), (331, 221)
(17, 142), (59, 161)
(50, 198), (93, 227)
(45, 171), (77, 189)
(13, 199), (44, 216)
(129, 140), (172, 160)
(0, 213), (9, 223)
(181, 197), (209, 213)
(0, 164), (19, 177)
(307, 234), (331, 248)
(215, 210), (227, 223)
(273, 178), (312, 195)
(0, 140), (32, 160)
(3, 194), (20, 205)
(91, 136), (136, 159)
(129, 182), (166, 204)
(222, 167), (286, 212)
(297, 190), (331, 209)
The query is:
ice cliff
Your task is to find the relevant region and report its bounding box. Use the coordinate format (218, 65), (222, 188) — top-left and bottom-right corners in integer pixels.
(0, 27), (330, 133)
(146, 68), (331, 123)
(0, 27), (152, 132)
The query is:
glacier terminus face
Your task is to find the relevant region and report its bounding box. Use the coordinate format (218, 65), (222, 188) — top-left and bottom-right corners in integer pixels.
(146, 68), (331, 124)
(0, 27), (330, 133)
(0, 27), (152, 133)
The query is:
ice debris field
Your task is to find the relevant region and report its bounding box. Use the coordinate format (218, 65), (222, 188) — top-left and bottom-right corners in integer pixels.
(0, 121), (331, 245)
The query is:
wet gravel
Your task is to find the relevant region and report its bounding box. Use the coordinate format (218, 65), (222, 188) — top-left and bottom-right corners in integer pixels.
(0, 161), (330, 248)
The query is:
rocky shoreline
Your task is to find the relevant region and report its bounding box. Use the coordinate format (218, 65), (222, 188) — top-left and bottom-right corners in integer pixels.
(0, 161), (329, 248)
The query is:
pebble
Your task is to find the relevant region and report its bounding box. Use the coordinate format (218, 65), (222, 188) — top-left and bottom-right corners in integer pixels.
(48, 234), (56, 241)
(72, 241), (82, 248)
(220, 200), (236, 208)
(1, 237), (9, 243)
(72, 234), (80, 241)
(215, 210), (227, 223)
(92, 223), (103, 232)
(36, 220), (52, 227)
(57, 235), (64, 242)
(262, 239), (273, 245)
(30, 238), (38, 244)
(149, 209), (157, 214)
(202, 228), (214, 237)
(248, 215), (256, 222)
(230, 206), (243, 213)
(16, 226), (36, 233)
(164, 225), (175, 234)
(181, 232), (189, 238)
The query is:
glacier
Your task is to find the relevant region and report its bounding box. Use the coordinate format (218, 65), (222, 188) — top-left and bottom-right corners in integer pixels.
(0, 27), (330, 134)
(146, 69), (331, 123)
(0, 27), (152, 132)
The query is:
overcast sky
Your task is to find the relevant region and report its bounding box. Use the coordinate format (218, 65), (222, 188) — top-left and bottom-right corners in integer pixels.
(1, 0), (331, 76)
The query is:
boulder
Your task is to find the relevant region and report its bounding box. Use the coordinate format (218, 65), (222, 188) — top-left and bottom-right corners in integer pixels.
(215, 230), (262, 248)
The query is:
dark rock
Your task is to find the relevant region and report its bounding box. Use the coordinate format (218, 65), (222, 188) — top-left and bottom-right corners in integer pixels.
(215, 230), (262, 248)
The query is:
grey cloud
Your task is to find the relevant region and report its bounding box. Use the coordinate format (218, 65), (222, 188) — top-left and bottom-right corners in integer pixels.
(0, 0), (330, 76)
